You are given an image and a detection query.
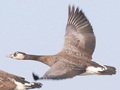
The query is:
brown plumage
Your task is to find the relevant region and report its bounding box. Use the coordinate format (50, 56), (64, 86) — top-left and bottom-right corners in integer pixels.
(7, 6), (116, 80)
(0, 70), (42, 90)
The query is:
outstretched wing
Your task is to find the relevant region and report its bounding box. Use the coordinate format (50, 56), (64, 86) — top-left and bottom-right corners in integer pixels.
(39, 61), (86, 80)
(60, 6), (95, 60)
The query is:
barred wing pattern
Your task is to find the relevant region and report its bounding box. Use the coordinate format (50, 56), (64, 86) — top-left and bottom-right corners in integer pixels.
(61, 6), (95, 60)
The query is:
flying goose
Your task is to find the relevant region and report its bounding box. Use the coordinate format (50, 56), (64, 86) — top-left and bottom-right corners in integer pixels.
(0, 70), (42, 90)
(7, 6), (116, 80)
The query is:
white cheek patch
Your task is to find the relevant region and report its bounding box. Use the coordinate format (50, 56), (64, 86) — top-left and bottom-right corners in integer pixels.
(14, 54), (24, 60)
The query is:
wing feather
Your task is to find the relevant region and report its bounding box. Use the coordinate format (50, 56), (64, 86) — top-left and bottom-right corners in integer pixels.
(60, 6), (95, 60)
(40, 61), (86, 79)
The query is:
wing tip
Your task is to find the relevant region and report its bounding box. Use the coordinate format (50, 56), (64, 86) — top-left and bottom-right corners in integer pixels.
(68, 5), (81, 14)
(67, 5), (86, 24)
(67, 5), (91, 29)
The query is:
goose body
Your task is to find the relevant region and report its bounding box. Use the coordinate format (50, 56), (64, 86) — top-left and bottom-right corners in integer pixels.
(7, 6), (116, 80)
(0, 70), (42, 90)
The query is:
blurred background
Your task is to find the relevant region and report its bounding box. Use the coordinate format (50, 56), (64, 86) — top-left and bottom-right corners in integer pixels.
(0, 0), (119, 90)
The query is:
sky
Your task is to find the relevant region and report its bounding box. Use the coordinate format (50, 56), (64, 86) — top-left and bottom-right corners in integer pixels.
(0, 0), (120, 90)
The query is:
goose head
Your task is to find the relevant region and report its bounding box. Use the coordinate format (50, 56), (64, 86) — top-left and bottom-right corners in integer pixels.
(7, 52), (26, 60)
(7, 51), (53, 66)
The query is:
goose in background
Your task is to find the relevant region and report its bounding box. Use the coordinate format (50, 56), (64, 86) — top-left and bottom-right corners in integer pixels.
(7, 6), (116, 80)
(0, 70), (42, 90)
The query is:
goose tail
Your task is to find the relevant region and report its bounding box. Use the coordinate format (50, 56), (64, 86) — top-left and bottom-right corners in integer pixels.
(98, 65), (116, 75)
(24, 81), (42, 89)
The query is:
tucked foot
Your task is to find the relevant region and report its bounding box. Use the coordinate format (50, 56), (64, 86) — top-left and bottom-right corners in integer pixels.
(32, 72), (40, 80)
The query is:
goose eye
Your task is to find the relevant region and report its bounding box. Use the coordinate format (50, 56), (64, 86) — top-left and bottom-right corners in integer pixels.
(14, 52), (18, 56)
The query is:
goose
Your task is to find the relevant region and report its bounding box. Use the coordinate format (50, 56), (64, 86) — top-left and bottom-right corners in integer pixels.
(7, 6), (116, 80)
(0, 69), (42, 90)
